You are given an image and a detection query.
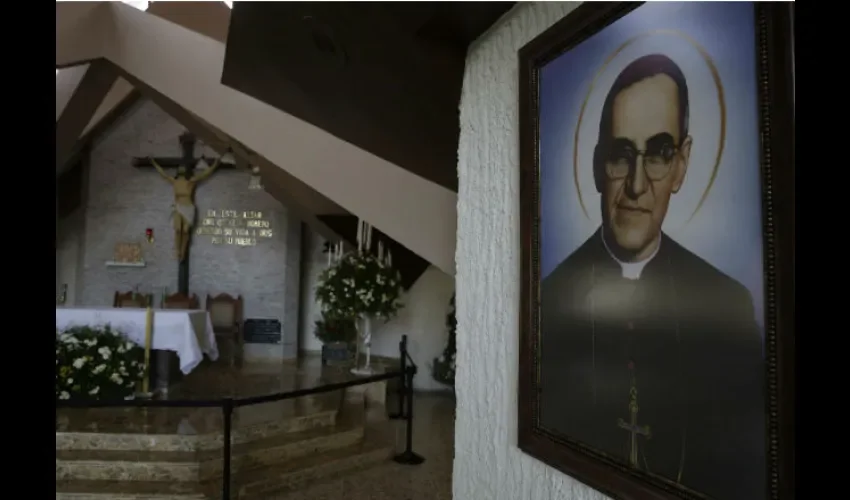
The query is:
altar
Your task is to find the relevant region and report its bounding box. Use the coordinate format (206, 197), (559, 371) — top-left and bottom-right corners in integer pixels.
(55, 307), (218, 378)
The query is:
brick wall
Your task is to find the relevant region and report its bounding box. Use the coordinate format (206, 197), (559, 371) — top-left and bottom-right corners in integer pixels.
(77, 99), (301, 359)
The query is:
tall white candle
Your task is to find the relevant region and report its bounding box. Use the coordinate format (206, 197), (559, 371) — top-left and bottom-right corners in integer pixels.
(327, 243), (332, 267)
(387, 250), (392, 267)
(356, 219), (363, 252)
(378, 241), (384, 260)
(366, 223), (372, 250)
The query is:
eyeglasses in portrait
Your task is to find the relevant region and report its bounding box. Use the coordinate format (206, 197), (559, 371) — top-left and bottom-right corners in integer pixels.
(517, 3), (795, 500)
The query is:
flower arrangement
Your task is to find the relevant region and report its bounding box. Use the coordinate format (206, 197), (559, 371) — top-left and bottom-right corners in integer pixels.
(316, 250), (403, 321)
(432, 294), (456, 387)
(56, 325), (145, 401)
(314, 314), (358, 344)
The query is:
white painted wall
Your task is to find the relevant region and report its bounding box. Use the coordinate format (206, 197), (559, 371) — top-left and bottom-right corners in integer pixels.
(298, 227), (455, 391)
(454, 2), (611, 499)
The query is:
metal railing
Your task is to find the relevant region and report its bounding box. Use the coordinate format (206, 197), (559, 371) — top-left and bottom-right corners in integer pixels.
(56, 334), (424, 499)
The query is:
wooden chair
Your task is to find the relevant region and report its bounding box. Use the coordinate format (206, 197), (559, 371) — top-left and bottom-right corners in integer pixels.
(205, 293), (243, 366)
(113, 291), (151, 308)
(162, 292), (200, 310)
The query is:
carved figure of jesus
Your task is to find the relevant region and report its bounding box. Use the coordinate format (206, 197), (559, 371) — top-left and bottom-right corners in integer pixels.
(149, 157), (222, 262)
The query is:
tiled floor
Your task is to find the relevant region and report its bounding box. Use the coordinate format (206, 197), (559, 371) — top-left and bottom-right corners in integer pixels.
(268, 393), (456, 500)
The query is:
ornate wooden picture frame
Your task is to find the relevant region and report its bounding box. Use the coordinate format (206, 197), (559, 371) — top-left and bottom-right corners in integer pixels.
(518, 3), (794, 499)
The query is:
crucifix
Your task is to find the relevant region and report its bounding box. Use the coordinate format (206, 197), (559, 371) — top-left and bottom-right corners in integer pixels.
(617, 369), (652, 468)
(132, 132), (237, 295)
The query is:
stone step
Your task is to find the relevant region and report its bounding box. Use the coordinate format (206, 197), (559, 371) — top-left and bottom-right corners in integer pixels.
(56, 417), (366, 482)
(56, 426), (395, 500)
(55, 479), (206, 500)
(56, 394), (343, 452)
(234, 429), (394, 499)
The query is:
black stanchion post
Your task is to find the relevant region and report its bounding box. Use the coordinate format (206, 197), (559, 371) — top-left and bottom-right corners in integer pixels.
(392, 365), (425, 465)
(389, 335), (407, 420)
(221, 398), (234, 500)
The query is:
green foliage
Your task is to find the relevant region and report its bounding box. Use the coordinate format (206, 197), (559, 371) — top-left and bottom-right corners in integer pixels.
(56, 325), (145, 401)
(432, 294), (456, 386)
(316, 251), (404, 321)
(314, 315), (358, 344)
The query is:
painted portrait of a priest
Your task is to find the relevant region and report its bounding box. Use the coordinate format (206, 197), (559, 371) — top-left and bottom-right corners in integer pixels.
(538, 54), (766, 500)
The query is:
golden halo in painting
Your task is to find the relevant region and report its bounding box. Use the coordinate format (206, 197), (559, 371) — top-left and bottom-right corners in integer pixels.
(571, 30), (726, 228)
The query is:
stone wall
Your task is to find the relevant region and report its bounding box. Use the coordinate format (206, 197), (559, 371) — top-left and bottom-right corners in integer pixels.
(76, 99), (301, 360)
(454, 2), (613, 500)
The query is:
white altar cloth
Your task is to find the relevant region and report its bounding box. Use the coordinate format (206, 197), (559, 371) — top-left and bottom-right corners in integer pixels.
(56, 308), (219, 374)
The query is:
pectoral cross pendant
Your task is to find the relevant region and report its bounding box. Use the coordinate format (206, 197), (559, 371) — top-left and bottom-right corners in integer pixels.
(617, 372), (651, 468)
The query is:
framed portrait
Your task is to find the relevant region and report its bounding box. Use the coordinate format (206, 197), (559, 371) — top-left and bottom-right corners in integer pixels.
(517, 3), (794, 500)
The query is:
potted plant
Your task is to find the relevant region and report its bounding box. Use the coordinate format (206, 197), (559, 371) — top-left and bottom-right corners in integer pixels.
(315, 315), (358, 365)
(56, 325), (146, 401)
(315, 244), (404, 373)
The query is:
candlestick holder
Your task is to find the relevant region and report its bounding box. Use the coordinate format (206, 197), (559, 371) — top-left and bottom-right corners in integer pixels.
(351, 315), (376, 376)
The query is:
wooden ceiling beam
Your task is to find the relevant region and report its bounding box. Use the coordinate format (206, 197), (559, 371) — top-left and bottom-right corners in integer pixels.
(56, 60), (119, 173)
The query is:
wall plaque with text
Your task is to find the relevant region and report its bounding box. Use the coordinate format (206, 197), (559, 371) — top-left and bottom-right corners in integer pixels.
(243, 318), (282, 344)
(195, 209), (273, 246)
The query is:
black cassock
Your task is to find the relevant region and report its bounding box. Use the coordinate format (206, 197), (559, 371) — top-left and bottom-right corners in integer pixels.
(540, 229), (765, 500)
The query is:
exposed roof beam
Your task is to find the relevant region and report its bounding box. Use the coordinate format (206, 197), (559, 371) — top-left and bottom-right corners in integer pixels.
(56, 60), (119, 172)
(56, 1), (456, 274)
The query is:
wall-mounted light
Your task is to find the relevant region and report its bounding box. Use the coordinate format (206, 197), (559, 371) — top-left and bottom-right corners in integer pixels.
(248, 166), (263, 190)
(122, 1), (150, 11)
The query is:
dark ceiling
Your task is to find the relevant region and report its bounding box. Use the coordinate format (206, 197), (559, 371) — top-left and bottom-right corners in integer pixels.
(222, 2), (515, 192)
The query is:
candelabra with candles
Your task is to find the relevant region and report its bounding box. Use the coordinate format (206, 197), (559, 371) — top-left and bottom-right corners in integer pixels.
(352, 220), (376, 376)
(323, 219), (395, 376)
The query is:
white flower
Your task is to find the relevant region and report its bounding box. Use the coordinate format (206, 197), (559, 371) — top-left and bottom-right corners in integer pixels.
(124, 341), (135, 351)
(67, 378), (74, 385)
(84, 338), (97, 347)
(97, 346), (112, 360)
(110, 373), (124, 385)
(88, 386), (100, 395)
(59, 391), (70, 400)
(72, 358), (86, 369)
(93, 364), (107, 374)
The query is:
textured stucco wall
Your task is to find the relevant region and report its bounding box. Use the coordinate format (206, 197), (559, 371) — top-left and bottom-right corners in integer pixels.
(454, 2), (611, 499)
(298, 228), (455, 391)
(77, 99), (301, 359)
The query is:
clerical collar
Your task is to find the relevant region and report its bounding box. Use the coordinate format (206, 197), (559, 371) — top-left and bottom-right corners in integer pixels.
(600, 231), (661, 280)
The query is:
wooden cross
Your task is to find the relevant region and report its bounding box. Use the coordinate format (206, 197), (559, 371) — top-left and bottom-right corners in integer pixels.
(131, 132), (238, 173)
(131, 132), (237, 295)
(617, 381), (652, 468)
